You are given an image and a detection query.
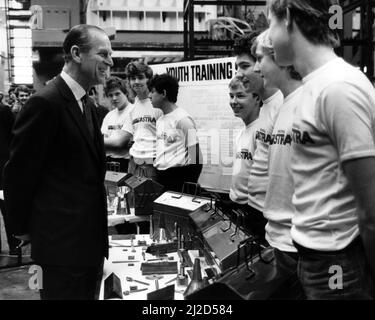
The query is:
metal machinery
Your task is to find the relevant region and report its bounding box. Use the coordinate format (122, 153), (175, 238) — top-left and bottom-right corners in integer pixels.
(150, 187), (286, 300)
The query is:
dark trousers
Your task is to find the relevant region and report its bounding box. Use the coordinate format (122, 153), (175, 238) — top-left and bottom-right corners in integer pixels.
(38, 262), (104, 300)
(0, 199), (20, 252)
(273, 249), (305, 299)
(236, 203), (267, 244)
(128, 157), (158, 180)
(106, 157), (129, 173)
(155, 164), (203, 193)
(294, 237), (375, 300)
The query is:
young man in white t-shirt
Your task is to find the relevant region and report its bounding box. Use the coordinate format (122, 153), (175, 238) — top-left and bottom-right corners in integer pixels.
(253, 29), (304, 299)
(227, 75), (262, 236)
(232, 33), (283, 241)
(104, 61), (163, 179)
(228, 75), (261, 207)
(269, 0), (375, 299)
(102, 76), (133, 172)
(149, 74), (202, 192)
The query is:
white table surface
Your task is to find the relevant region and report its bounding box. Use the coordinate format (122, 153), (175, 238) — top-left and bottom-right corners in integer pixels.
(100, 235), (185, 300)
(100, 235), (220, 300)
(107, 211), (150, 227)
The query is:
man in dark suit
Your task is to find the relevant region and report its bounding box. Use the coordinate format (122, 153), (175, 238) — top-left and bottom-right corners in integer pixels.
(0, 103), (19, 254)
(3, 24), (114, 300)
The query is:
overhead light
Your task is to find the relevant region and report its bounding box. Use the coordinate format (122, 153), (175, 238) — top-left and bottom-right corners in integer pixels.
(12, 38), (32, 48)
(8, 10), (32, 16)
(8, 0), (23, 9)
(11, 28), (32, 38)
(14, 68), (33, 78)
(13, 57), (32, 67)
(14, 76), (33, 85)
(12, 47), (32, 57)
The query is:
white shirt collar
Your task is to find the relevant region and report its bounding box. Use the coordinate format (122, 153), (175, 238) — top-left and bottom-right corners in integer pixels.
(60, 70), (86, 101)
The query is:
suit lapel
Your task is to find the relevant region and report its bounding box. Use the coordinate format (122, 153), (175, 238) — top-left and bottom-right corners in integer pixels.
(53, 76), (100, 164)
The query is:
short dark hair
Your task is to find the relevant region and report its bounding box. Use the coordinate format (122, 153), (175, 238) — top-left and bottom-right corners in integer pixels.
(233, 31), (261, 61)
(104, 76), (128, 96)
(14, 85), (30, 97)
(149, 74), (179, 103)
(269, 0), (340, 48)
(125, 61), (153, 80)
(63, 24), (106, 62)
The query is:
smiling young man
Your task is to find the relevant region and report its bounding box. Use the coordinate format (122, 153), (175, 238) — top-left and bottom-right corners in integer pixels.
(12, 85), (31, 115)
(101, 76), (134, 172)
(4, 24), (113, 300)
(268, 0), (375, 299)
(228, 75), (261, 215)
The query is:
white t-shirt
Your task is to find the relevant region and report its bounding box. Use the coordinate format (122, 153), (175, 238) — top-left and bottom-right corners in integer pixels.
(154, 107), (199, 170)
(122, 97), (163, 160)
(229, 119), (259, 205)
(247, 90), (284, 211)
(291, 57), (375, 251)
(264, 87), (303, 252)
(101, 104), (134, 159)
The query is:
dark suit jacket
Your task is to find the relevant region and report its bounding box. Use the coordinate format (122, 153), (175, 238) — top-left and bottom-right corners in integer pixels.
(3, 76), (108, 267)
(93, 102), (109, 128)
(0, 104), (14, 190)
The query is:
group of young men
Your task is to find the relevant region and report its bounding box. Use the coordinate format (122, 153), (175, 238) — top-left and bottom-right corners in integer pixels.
(102, 61), (202, 192)
(228, 0), (375, 299)
(1, 0), (375, 300)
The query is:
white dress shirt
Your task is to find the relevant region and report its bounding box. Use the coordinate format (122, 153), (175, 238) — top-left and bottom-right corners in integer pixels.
(60, 70), (86, 113)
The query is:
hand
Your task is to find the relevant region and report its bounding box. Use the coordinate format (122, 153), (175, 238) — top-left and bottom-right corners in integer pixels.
(15, 234), (31, 248)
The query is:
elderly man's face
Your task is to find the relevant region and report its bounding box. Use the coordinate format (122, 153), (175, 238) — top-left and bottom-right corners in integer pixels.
(80, 30), (113, 87)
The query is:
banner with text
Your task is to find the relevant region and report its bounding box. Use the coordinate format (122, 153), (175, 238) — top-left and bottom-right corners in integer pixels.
(152, 57), (243, 193)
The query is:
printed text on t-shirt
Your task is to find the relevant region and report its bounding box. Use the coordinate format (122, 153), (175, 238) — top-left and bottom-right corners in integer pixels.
(291, 128), (315, 145)
(132, 116), (157, 125)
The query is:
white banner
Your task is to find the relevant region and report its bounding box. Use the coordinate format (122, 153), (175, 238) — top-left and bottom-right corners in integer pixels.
(152, 58), (243, 192)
